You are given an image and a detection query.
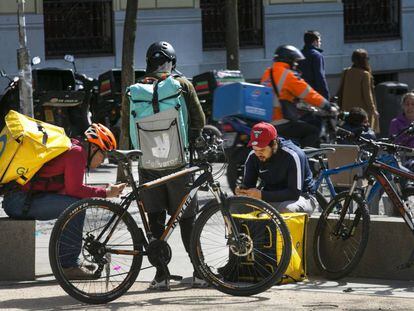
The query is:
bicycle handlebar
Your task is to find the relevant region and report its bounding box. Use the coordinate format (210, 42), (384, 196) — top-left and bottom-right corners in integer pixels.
(336, 126), (414, 155)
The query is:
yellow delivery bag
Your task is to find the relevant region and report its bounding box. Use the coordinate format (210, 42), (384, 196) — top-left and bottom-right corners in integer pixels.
(228, 211), (308, 284)
(0, 110), (71, 185)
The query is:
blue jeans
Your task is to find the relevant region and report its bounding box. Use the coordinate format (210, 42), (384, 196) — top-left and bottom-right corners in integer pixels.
(2, 191), (85, 268)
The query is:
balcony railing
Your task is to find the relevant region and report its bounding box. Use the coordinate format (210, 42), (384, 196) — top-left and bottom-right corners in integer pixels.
(343, 0), (400, 42)
(43, 0), (114, 58)
(200, 0), (263, 49)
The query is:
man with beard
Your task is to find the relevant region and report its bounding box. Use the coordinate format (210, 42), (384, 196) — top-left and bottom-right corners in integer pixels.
(235, 122), (317, 215)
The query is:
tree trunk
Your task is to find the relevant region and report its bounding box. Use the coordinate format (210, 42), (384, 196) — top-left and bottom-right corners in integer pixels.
(117, 0), (138, 182)
(17, 0), (33, 117)
(225, 0), (240, 70)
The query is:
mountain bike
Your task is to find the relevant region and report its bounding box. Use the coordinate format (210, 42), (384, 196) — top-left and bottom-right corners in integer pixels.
(313, 132), (414, 279)
(307, 122), (414, 211)
(49, 138), (292, 304)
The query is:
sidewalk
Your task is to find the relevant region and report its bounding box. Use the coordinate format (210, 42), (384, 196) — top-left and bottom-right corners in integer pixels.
(1, 277), (414, 310)
(1, 162), (414, 310)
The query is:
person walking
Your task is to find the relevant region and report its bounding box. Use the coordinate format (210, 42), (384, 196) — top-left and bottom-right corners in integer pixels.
(337, 49), (380, 133)
(298, 30), (330, 100)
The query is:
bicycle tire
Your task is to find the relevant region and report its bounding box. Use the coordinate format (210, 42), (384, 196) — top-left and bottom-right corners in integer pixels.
(190, 196), (292, 296)
(313, 192), (370, 280)
(49, 198), (143, 304)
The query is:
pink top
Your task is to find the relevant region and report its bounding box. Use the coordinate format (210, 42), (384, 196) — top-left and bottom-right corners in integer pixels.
(21, 140), (107, 198)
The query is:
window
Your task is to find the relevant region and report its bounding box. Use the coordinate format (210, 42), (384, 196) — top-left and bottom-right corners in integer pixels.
(343, 0), (400, 42)
(200, 0), (263, 49)
(43, 0), (114, 58)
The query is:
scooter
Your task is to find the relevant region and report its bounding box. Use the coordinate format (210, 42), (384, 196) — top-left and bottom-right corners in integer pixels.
(0, 56), (41, 129)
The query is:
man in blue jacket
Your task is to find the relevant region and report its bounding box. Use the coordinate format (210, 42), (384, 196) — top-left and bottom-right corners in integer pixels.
(235, 122), (317, 216)
(298, 30), (330, 100)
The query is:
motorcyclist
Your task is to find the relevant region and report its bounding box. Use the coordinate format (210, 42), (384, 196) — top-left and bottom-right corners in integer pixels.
(261, 44), (334, 147)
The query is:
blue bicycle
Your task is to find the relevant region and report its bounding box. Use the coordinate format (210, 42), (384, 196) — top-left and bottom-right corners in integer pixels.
(307, 121), (414, 212)
(307, 148), (404, 212)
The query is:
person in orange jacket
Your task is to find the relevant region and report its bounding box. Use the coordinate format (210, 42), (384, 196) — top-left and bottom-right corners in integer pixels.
(261, 45), (333, 147)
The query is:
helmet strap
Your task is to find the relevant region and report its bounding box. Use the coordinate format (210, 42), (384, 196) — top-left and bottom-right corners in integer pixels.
(86, 143), (100, 173)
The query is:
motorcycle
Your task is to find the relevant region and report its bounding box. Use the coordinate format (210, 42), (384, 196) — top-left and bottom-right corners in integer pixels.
(0, 55), (92, 137)
(0, 56), (42, 129)
(91, 69), (146, 142)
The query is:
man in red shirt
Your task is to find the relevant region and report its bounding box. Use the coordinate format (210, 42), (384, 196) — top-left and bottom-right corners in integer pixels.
(2, 123), (125, 279)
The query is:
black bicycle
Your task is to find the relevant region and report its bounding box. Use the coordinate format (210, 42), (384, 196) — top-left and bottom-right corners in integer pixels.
(49, 138), (292, 304)
(313, 130), (414, 279)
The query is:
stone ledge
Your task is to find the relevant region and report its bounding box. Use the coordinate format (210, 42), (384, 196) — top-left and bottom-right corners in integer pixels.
(0, 217), (35, 281)
(307, 216), (414, 281)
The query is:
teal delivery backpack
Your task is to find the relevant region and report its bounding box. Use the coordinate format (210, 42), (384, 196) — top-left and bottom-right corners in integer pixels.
(128, 75), (189, 170)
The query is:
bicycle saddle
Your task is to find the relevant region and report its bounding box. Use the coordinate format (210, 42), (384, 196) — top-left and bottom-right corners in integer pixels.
(109, 150), (143, 162)
(303, 147), (335, 158)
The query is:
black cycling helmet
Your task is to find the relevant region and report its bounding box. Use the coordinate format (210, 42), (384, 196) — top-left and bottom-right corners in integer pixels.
(146, 41), (176, 72)
(273, 45), (305, 66)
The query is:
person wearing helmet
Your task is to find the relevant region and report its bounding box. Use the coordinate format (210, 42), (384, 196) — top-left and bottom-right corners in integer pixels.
(261, 44), (333, 147)
(140, 41), (205, 290)
(2, 123), (126, 280)
(235, 122), (317, 215)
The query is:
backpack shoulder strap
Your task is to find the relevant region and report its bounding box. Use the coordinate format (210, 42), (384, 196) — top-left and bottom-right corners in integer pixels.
(269, 67), (280, 98)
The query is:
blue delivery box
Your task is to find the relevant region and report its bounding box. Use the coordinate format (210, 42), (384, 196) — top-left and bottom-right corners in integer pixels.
(212, 82), (273, 122)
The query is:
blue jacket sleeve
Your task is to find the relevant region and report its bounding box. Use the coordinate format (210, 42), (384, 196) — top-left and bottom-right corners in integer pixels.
(312, 52), (330, 100)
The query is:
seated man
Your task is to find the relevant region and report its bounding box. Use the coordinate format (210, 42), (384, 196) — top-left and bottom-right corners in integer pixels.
(235, 122), (317, 215)
(338, 107), (376, 144)
(2, 124), (126, 279)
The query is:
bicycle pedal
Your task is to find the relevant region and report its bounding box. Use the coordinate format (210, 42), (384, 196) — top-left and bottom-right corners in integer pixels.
(170, 274), (183, 281)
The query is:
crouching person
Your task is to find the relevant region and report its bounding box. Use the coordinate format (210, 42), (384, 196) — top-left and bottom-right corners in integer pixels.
(1, 124), (126, 279)
(235, 122), (317, 215)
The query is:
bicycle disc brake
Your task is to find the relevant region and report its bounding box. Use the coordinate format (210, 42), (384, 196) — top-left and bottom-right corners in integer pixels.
(229, 233), (253, 257)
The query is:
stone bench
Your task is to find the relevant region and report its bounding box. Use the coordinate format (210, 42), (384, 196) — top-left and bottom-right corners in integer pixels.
(306, 215), (414, 280)
(0, 217), (35, 281)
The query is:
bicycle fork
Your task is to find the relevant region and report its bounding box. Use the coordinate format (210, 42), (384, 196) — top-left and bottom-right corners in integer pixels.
(334, 176), (363, 238)
(209, 183), (243, 248)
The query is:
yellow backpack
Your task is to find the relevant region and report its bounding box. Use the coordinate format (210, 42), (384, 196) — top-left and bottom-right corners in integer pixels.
(0, 110), (71, 185)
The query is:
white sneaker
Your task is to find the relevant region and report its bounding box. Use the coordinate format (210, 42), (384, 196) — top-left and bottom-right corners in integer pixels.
(148, 278), (170, 291)
(192, 275), (209, 288)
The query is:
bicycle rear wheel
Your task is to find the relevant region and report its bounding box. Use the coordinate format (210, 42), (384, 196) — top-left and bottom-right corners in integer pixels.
(190, 196), (292, 296)
(49, 198), (143, 304)
(313, 192), (370, 279)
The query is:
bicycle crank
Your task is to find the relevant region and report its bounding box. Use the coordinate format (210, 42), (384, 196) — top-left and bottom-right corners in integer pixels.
(147, 240), (172, 267)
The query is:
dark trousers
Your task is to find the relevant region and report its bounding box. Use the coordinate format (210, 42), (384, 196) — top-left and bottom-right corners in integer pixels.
(140, 168), (198, 278)
(276, 120), (320, 147)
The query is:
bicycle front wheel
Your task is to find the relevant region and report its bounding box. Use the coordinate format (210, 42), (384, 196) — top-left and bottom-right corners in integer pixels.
(313, 192), (370, 279)
(190, 196), (292, 296)
(49, 198), (143, 304)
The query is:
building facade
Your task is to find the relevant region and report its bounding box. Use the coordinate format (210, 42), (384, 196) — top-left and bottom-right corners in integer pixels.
(0, 0), (413, 93)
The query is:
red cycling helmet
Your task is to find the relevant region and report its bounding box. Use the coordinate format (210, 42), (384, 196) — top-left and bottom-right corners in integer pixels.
(84, 123), (117, 151)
